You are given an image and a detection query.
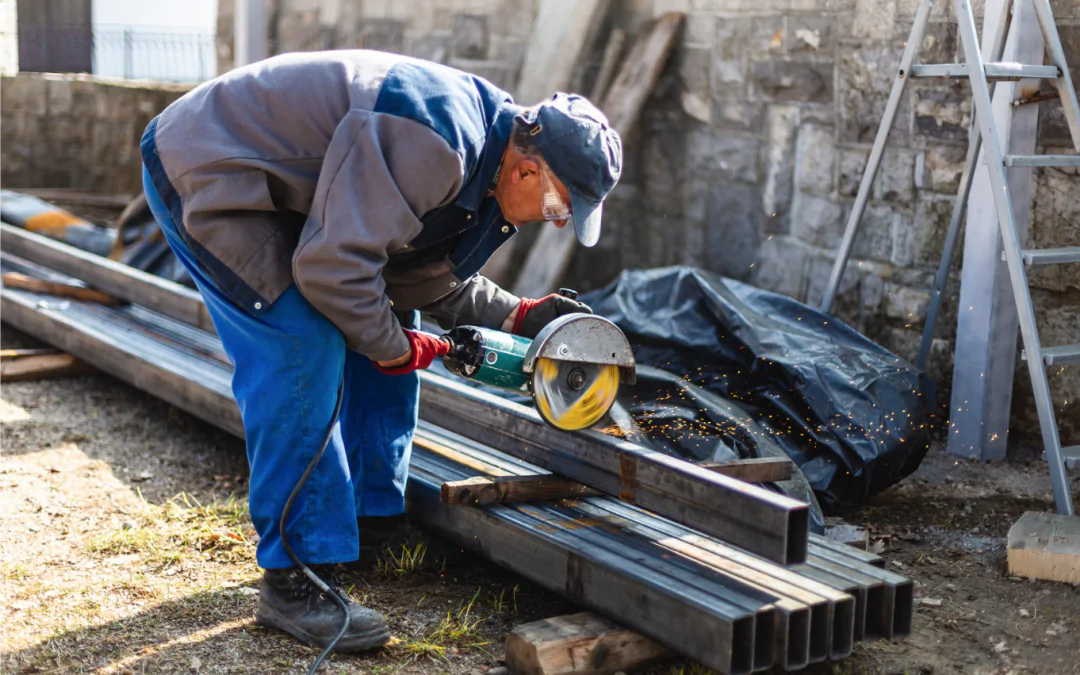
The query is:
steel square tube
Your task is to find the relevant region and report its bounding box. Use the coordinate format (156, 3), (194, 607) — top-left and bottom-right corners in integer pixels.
(419, 373), (810, 564)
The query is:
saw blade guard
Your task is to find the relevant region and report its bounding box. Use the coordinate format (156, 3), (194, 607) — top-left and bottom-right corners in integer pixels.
(523, 315), (636, 430)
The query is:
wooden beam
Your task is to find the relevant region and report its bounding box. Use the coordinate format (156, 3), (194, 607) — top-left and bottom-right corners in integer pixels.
(1008, 511), (1080, 583)
(0, 352), (93, 381)
(589, 28), (627, 103)
(481, 0), (612, 286)
(511, 12), (685, 299)
(0, 348), (61, 361)
(2, 272), (122, 306)
(506, 612), (671, 675)
(441, 474), (601, 506)
(441, 457), (795, 506)
(10, 188), (136, 209)
(701, 457), (794, 483)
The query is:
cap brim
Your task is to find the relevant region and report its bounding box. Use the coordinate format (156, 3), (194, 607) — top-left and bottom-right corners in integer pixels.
(568, 191), (602, 247)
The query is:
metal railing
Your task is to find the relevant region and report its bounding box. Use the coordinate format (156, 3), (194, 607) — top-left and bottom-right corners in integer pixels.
(92, 25), (215, 83)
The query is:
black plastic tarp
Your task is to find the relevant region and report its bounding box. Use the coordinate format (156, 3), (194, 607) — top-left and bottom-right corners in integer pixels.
(581, 267), (938, 515)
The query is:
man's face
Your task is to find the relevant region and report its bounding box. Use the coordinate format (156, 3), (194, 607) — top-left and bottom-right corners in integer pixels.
(494, 158), (572, 229)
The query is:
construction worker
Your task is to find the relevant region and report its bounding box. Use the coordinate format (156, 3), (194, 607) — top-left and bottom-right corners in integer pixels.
(139, 50), (621, 651)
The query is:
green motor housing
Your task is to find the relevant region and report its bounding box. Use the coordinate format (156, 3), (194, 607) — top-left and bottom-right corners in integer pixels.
(441, 325), (533, 393)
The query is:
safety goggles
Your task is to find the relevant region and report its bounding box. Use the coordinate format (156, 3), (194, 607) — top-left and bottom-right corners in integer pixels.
(540, 165), (572, 222)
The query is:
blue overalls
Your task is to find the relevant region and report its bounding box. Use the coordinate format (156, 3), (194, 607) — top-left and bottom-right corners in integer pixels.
(141, 68), (519, 570)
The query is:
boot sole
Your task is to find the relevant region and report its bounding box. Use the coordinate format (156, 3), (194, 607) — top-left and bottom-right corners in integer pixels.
(256, 605), (391, 652)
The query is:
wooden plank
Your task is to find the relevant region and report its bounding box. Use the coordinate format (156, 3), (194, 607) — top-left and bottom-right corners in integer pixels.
(1, 348), (61, 361)
(2, 271), (122, 306)
(480, 0), (612, 286)
(0, 352), (93, 381)
(442, 474), (601, 506)
(511, 12), (685, 298)
(1, 223), (216, 333)
(701, 457), (795, 483)
(442, 458), (795, 506)
(505, 612), (671, 675)
(589, 28), (628, 102)
(1007, 511), (1080, 583)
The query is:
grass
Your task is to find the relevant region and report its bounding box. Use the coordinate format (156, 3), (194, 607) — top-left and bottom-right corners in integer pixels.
(669, 662), (717, 675)
(376, 540), (434, 578)
(489, 584), (519, 615)
(399, 589), (490, 662)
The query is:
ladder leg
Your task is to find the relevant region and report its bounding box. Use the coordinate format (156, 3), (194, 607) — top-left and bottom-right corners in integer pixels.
(818, 0), (934, 313)
(1031, 0), (1080, 152)
(917, 0), (1015, 370)
(953, 0), (1074, 515)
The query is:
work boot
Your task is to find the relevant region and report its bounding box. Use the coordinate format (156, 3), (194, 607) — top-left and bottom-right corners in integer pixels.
(358, 514), (413, 558)
(255, 564), (390, 651)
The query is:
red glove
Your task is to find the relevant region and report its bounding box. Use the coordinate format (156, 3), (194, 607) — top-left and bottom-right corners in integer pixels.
(373, 329), (451, 375)
(512, 294), (593, 338)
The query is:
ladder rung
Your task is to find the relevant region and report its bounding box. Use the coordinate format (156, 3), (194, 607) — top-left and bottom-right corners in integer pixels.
(1023, 344), (1080, 367)
(1021, 247), (1080, 265)
(1064, 446), (1080, 471)
(1003, 154), (1080, 167)
(910, 62), (1060, 80)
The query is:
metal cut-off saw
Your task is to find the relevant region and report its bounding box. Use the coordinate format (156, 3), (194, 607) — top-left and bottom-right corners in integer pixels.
(434, 308), (636, 431)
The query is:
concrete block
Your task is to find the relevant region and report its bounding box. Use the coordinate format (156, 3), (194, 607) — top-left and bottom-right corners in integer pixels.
(886, 285), (931, 322)
(838, 148), (869, 197)
(358, 19), (406, 53)
(853, 0), (896, 40)
(705, 182), (763, 281)
(750, 15), (785, 58)
(451, 14), (489, 59)
(712, 18), (752, 88)
(916, 21), (959, 64)
(873, 148), (916, 204)
(914, 86), (971, 142)
(851, 204), (901, 262)
(750, 59), (833, 104)
(793, 124), (835, 195)
(761, 104), (799, 230)
(897, 195), (955, 267)
(787, 15), (836, 55)
(713, 100), (766, 133)
(838, 45), (910, 143)
(683, 12), (716, 47)
(790, 191), (843, 248)
(644, 127), (687, 216)
(754, 235), (811, 298)
(678, 47), (712, 98)
(405, 31), (451, 63)
(685, 129), (760, 185)
(918, 144), (966, 193)
(2, 74), (48, 116)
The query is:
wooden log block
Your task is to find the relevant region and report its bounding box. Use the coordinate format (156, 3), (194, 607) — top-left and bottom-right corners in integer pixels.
(1007, 511), (1080, 583)
(0, 352), (94, 381)
(441, 474), (601, 506)
(2, 272), (121, 306)
(505, 612), (671, 675)
(700, 457), (794, 483)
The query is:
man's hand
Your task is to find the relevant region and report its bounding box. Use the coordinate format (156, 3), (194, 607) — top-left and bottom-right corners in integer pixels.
(373, 330), (451, 375)
(508, 294), (593, 339)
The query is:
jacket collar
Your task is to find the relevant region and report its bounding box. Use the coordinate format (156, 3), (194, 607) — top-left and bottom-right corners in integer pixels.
(454, 102), (524, 212)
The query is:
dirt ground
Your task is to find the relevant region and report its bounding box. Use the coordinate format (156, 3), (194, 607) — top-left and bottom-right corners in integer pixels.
(2, 322), (1080, 675)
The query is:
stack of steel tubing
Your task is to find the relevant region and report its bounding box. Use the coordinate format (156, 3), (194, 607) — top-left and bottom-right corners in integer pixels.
(0, 224), (913, 674)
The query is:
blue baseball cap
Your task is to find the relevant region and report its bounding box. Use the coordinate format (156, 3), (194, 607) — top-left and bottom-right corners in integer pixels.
(515, 93), (622, 247)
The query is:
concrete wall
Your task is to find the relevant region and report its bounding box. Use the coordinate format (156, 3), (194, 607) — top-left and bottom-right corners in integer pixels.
(0, 73), (190, 195)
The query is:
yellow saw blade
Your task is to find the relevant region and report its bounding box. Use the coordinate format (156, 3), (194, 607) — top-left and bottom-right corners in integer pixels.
(532, 357), (620, 431)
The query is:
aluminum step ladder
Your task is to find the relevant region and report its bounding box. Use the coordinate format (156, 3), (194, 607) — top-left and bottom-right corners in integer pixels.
(818, 0), (1080, 515)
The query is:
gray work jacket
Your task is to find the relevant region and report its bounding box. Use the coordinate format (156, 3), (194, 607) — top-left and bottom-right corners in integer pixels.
(140, 50), (523, 362)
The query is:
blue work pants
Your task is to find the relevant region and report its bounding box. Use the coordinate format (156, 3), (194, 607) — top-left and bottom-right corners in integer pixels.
(142, 166), (419, 569)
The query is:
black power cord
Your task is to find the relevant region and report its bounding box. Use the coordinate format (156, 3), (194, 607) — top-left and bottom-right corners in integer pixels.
(278, 379), (349, 675)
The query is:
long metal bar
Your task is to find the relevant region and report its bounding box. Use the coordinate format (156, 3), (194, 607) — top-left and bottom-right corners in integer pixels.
(953, 0), (1073, 514)
(909, 62), (1058, 79)
(419, 374), (810, 565)
(917, 0), (1014, 370)
(1032, 0), (1080, 152)
(819, 0), (933, 312)
(2, 223), (811, 565)
(1, 223), (216, 333)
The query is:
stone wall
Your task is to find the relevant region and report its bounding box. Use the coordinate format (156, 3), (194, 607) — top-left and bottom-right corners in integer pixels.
(233, 0), (1078, 441)
(0, 73), (190, 195)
